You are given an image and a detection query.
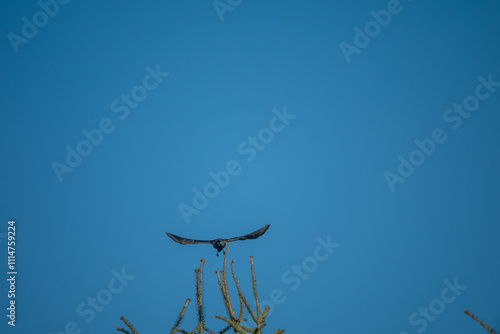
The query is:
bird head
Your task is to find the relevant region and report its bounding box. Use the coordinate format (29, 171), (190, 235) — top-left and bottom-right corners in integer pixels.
(212, 239), (226, 252)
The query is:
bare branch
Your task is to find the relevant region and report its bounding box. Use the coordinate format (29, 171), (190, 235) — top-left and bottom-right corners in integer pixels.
(465, 310), (497, 334)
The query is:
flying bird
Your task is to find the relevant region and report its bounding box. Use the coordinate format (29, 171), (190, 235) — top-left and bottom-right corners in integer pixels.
(166, 224), (270, 256)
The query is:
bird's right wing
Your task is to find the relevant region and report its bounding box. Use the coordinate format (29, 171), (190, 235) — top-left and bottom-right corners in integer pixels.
(166, 232), (212, 245)
(225, 224), (270, 242)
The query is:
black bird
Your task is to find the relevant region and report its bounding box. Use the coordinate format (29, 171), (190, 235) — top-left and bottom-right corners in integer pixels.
(166, 224), (270, 256)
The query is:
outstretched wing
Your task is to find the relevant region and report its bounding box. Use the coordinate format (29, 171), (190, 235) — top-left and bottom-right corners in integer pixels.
(166, 232), (213, 245)
(225, 224), (270, 242)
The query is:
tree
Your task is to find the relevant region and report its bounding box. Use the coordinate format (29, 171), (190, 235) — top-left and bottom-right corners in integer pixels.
(117, 243), (284, 334)
(464, 309), (497, 334)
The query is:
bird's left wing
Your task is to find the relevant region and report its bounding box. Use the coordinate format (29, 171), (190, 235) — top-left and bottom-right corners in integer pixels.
(166, 232), (213, 245)
(225, 224), (270, 242)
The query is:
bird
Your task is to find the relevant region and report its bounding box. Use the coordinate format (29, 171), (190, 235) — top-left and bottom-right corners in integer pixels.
(166, 224), (270, 256)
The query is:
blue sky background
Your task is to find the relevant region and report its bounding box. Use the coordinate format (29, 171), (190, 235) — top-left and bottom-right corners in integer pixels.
(1, 0), (499, 333)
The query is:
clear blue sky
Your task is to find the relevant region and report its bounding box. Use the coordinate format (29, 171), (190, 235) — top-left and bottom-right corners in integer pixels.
(1, 0), (499, 333)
